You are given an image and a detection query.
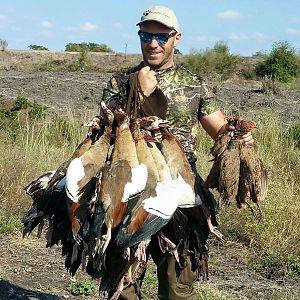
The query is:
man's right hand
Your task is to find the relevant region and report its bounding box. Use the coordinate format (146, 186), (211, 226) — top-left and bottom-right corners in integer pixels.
(138, 66), (157, 97)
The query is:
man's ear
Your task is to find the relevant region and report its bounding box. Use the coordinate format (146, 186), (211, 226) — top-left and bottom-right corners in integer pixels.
(174, 32), (181, 47)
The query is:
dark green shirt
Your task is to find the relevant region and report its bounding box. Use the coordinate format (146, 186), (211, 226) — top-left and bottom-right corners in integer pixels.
(102, 62), (219, 161)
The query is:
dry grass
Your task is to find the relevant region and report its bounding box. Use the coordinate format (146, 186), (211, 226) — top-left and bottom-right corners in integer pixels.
(0, 108), (299, 268)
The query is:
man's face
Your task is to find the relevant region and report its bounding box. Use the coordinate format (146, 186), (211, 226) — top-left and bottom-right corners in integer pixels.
(139, 22), (181, 70)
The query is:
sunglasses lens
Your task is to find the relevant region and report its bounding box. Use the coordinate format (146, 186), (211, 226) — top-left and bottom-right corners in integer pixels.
(139, 32), (152, 43)
(156, 33), (169, 44)
(138, 31), (174, 45)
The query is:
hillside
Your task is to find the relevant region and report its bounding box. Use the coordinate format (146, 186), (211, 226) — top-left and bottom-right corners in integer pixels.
(1, 50), (299, 123)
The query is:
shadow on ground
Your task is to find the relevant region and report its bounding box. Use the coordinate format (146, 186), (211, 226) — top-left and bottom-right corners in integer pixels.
(0, 279), (59, 300)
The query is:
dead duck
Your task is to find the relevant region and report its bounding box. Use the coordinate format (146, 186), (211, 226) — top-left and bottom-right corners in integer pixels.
(65, 102), (114, 242)
(22, 115), (102, 238)
(91, 109), (148, 259)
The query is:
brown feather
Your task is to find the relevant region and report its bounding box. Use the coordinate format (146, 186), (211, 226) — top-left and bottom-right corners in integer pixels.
(160, 129), (195, 188)
(127, 207), (149, 234)
(218, 140), (240, 205)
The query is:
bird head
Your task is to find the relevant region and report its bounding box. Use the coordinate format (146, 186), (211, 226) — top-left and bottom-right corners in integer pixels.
(100, 101), (114, 127)
(113, 108), (129, 128)
(235, 118), (256, 134)
(138, 116), (169, 131)
(83, 116), (101, 137)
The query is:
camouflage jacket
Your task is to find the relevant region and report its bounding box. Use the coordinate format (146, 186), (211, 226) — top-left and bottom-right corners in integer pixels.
(102, 62), (219, 162)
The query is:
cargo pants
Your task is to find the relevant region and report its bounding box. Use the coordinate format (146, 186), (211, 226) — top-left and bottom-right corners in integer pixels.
(118, 235), (197, 300)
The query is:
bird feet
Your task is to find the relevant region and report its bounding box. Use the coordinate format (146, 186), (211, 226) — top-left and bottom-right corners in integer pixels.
(99, 226), (112, 255)
(158, 233), (180, 262)
(134, 241), (147, 262)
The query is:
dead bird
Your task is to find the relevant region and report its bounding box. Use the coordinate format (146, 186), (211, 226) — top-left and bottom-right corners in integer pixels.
(204, 117), (267, 219)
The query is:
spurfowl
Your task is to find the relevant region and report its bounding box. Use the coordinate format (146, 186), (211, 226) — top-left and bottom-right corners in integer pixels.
(204, 117), (268, 219)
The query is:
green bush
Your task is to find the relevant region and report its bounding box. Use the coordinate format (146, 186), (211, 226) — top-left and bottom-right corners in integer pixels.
(29, 102), (48, 119)
(256, 41), (300, 82)
(0, 210), (22, 234)
(184, 41), (240, 80)
(70, 279), (97, 296)
(15, 96), (30, 109)
(67, 49), (93, 71)
(290, 120), (300, 147)
(65, 42), (113, 53)
(28, 44), (49, 51)
(0, 39), (8, 51)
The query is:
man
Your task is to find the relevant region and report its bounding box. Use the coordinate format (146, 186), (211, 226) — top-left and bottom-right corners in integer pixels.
(102, 5), (253, 300)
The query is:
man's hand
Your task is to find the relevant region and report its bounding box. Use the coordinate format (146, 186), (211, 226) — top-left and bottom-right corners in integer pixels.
(225, 123), (254, 145)
(138, 66), (157, 97)
(239, 131), (254, 145)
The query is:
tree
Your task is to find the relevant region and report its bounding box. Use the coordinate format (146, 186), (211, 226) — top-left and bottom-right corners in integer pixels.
(28, 44), (49, 51)
(65, 42), (113, 53)
(0, 39), (8, 51)
(256, 41), (300, 82)
(174, 48), (182, 55)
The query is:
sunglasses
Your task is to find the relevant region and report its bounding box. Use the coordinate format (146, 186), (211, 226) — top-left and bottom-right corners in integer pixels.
(138, 30), (177, 45)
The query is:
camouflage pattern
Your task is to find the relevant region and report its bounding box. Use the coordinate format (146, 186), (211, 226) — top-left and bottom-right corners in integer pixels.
(102, 62), (219, 162)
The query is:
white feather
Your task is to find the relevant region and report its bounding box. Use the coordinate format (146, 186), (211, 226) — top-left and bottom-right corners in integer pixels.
(122, 164), (148, 202)
(65, 158), (85, 203)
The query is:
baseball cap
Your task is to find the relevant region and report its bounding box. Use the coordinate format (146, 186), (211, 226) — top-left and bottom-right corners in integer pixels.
(137, 6), (180, 32)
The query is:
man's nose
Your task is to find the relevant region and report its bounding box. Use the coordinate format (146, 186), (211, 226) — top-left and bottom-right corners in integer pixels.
(148, 36), (159, 47)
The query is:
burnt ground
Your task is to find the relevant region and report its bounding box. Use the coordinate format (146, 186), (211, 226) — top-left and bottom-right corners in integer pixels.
(0, 71), (300, 123)
(0, 233), (299, 300)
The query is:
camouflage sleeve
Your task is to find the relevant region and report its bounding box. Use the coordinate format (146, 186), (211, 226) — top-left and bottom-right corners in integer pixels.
(197, 79), (219, 118)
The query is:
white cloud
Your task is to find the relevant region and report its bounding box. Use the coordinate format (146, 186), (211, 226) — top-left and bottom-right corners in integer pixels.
(228, 32), (248, 40)
(291, 17), (300, 24)
(113, 22), (122, 29)
(64, 22), (99, 32)
(0, 15), (7, 22)
(41, 21), (53, 29)
(194, 35), (221, 43)
(40, 30), (54, 38)
(217, 10), (241, 20)
(252, 32), (272, 41)
(64, 25), (76, 32)
(286, 28), (300, 36)
(79, 22), (98, 31)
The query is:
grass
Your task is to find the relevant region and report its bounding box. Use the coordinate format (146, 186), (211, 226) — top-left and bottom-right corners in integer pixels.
(69, 279), (97, 296)
(0, 99), (299, 298)
(0, 100), (95, 220)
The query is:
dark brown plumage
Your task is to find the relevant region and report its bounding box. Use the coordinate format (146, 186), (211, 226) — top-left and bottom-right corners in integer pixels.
(204, 117), (268, 219)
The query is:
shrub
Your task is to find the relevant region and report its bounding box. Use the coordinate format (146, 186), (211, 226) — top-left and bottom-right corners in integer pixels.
(0, 211), (22, 234)
(67, 49), (93, 71)
(70, 279), (97, 296)
(290, 120), (300, 147)
(261, 75), (281, 94)
(184, 41), (240, 80)
(256, 41), (300, 82)
(65, 42), (113, 53)
(29, 102), (48, 119)
(15, 96), (30, 110)
(28, 44), (49, 51)
(0, 39), (8, 51)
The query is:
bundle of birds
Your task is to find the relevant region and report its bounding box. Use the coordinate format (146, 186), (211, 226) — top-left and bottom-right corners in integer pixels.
(203, 116), (268, 220)
(23, 105), (229, 298)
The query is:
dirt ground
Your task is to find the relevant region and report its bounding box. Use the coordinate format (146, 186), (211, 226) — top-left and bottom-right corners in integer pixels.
(0, 233), (299, 300)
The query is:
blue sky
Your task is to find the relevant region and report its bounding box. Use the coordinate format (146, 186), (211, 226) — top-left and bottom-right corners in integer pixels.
(0, 0), (300, 56)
